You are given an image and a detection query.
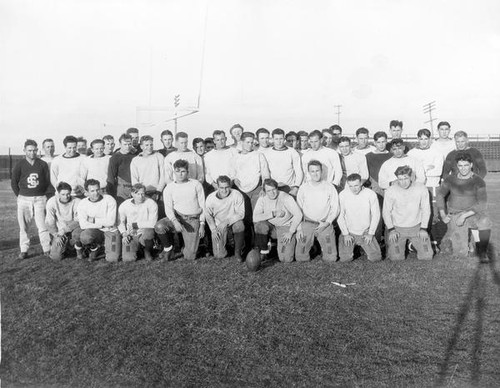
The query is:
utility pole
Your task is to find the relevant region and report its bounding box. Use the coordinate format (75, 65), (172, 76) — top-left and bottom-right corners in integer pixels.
(174, 94), (180, 136)
(334, 105), (342, 125)
(423, 101), (437, 137)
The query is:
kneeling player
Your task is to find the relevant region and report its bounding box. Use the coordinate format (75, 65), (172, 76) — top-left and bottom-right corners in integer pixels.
(118, 183), (158, 261)
(45, 182), (82, 260)
(154, 159), (205, 260)
(295, 160), (339, 262)
(338, 174), (382, 262)
(77, 179), (121, 261)
(437, 153), (491, 262)
(383, 166), (433, 261)
(206, 176), (245, 260)
(253, 178), (302, 263)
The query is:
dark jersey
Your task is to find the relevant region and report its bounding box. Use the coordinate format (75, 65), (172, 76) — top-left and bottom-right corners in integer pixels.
(442, 148), (487, 179)
(11, 158), (50, 197)
(436, 174), (487, 213)
(107, 152), (135, 196)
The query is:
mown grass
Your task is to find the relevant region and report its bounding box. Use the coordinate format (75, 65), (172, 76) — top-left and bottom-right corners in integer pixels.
(1, 178), (500, 387)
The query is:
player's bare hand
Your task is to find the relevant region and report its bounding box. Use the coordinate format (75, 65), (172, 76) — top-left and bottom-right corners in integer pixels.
(315, 221), (329, 233)
(122, 234), (132, 245)
(281, 231), (294, 244)
(455, 214), (466, 227)
(173, 219), (183, 233)
(272, 210), (286, 218)
(418, 229), (429, 241)
(198, 226), (205, 239)
(388, 230), (399, 243)
(297, 229), (306, 243)
(363, 234), (373, 245)
(343, 234), (354, 246)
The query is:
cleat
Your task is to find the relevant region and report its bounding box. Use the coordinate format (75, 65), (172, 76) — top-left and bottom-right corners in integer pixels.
(88, 249), (99, 262)
(144, 250), (154, 261)
(18, 252), (28, 260)
(159, 249), (173, 261)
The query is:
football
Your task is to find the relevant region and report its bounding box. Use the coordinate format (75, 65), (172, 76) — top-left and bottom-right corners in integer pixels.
(246, 249), (261, 272)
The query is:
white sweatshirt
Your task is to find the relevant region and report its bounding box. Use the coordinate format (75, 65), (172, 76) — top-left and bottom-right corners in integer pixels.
(205, 189), (245, 229)
(204, 147), (239, 185)
(81, 155), (110, 189)
(77, 194), (117, 231)
(338, 187), (380, 235)
(378, 155), (426, 190)
(45, 196), (81, 235)
(130, 152), (165, 192)
(407, 147), (444, 188)
(164, 150), (204, 184)
(51, 154), (85, 194)
(296, 180), (339, 224)
(265, 146), (304, 187)
(343, 152), (369, 181)
(163, 179), (205, 223)
(118, 197), (158, 234)
(231, 151), (270, 193)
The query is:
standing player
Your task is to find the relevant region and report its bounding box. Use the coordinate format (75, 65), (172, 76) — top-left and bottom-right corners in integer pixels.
(338, 174), (382, 262)
(118, 184), (158, 262)
(297, 131), (310, 153)
(107, 133), (135, 205)
(366, 131), (392, 196)
(255, 128), (271, 155)
(11, 139), (51, 259)
(45, 182), (81, 260)
(295, 160), (339, 262)
(103, 135), (115, 156)
(386, 120), (410, 153)
(130, 135), (165, 199)
(205, 176), (245, 261)
(383, 166), (433, 261)
(76, 137), (89, 157)
(301, 130), (343, 187)
(430, 121), (455, 159)
(378, 139), (425, 190)
(442, 131), (487, 178)
(353, 127), (375, 155)
(338, 136), (369, 184)
(155, 160), (206, 261)
(77, 179), (120, 262)
(204, 130), (239, 190)
(81, 139), (111, 192)
(229, 123), (244, 150)
(285, 131), (298, 149)
(51, 135), (85, 197)
(193, 138), (206, 157)
(40, 138), (56, 165)
(264, 129), (303, 196)
(164, 132), (204, 184)
(158, 130), (177, 157)
(437, 153), (491, 262)
(253, 178), (302, 263)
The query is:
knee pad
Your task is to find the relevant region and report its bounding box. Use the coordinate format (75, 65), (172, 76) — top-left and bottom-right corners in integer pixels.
(232, 220), (245, 233)
(122, 237), (139, 262)
(104, 231), (121, 262)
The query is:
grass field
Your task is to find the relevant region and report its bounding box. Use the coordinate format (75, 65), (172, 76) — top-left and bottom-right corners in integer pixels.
(1, 177), (500, 387)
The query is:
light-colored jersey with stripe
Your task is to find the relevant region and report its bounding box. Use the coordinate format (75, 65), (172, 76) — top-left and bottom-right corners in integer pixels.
(265, 146), (303, 187)
(118, 197), (158, 234)
(204, 147), (239, 185)
(163, 179), (205, 223)
(45, 196), (81, 235)
(296, 180), (339, 224)
(130, 152), (165, 192)
(338, 187), (380, 235)
(81, 155), (110, 189)
(77, 194), (117, 231)
(205, 189), (245, 229)
(231, 151), (270, 193)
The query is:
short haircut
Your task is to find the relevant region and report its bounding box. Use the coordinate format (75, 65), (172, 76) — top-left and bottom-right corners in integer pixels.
(390, 120), (403, 128)
(309, 130), (323, 139)
(176, 132), (188, 141)
(307, 160), (322, 170)
(356, 127), (369, 137)
(297, 130), (308, 138)
(76, 137), (87, 144)
(454, 130), (468, 139)
(373, 131), (388, 141)
(192, 137), (204, 148)
(63, 135), (78, 146)
(84, 179), (100, 191)
(329, 124), (342, 133)
(118, 133), (132, 143)
(230, 124), (243, 134)
(322, 128), (334, 136)
(272, 128), (285, 137)
(57, 181), (72, 192)
(103, 135), (114, 142)
(437, 121), (451, 129)
(126, 127), (139, 135)
(140, 135), (154, 144)
(256, 128), (269, 138)
(24, 139), (38, 148)
(390, 138), (404, 148)
(90, 139), (105, 148)
(173, 159), (189, 170)
(286, 131), (298, 139)
(204, 137), (214, 145)
(417, 128), (431, 138)
(394, 165), (412, 177)
(216, 175), (231, 185)
(263, 178), (279, 190)
(42, 138), (54, 146)
(347, 173), (361, 182)
(131, 183), (146, 193)
(160, 129), (173, 137)
(241, 132), (255, 141)
(455, 152), (473, 164)
(338, 136), (351, 144)
(212, 130), (226, 138)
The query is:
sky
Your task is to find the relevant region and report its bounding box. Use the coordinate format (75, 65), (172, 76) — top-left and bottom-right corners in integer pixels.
(1, 0), (500, 153)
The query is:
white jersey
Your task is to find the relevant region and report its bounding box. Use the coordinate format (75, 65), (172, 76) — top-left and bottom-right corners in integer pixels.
(342, 152), (369, 181)
(204, 147), (239, 185)
(130, 151), (165, 192)
(164, 150), (204, 184)
(296, 180), (339, 224)
(378, 156), (426, 190)
(81, 155), (110, 189)
(77, 194), (117, 231)
(51, 153), (85, 194)
(338, 187), (380, 236)
(205, 190), (245, 228)
(265, 146), (303, 187)
(118, 197), (158, 234)
(231, 151), (270, 193)
(407, 147), (444, 188)
(163, 179), (205, 223)
(301, 146), (342, 186)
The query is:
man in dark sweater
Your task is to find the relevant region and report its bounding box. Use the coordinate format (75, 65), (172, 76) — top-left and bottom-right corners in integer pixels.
(366, 131), (392, 197)
(437, 152), (491, 262)
(11, 139), (51, 259)
(107, 133), (135, 206)
(442, 131), (487, 178)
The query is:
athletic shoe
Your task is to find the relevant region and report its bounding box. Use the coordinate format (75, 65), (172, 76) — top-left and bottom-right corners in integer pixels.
(144, 250), (154, 261)
(43, 251), (51, 259)
(18, 252), (28, 260)
(88, 248), (99, 262)
(76, 248), (84, 260)
(159, 249), (173, 261)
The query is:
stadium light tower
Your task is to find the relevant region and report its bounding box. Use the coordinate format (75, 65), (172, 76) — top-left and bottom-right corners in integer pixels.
(334, 105), (342, 125)
(423, 101), (437, 137)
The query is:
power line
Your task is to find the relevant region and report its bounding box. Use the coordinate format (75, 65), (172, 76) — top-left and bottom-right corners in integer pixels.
(334, 105), (342, 125)
(423, 101), (437, 137)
